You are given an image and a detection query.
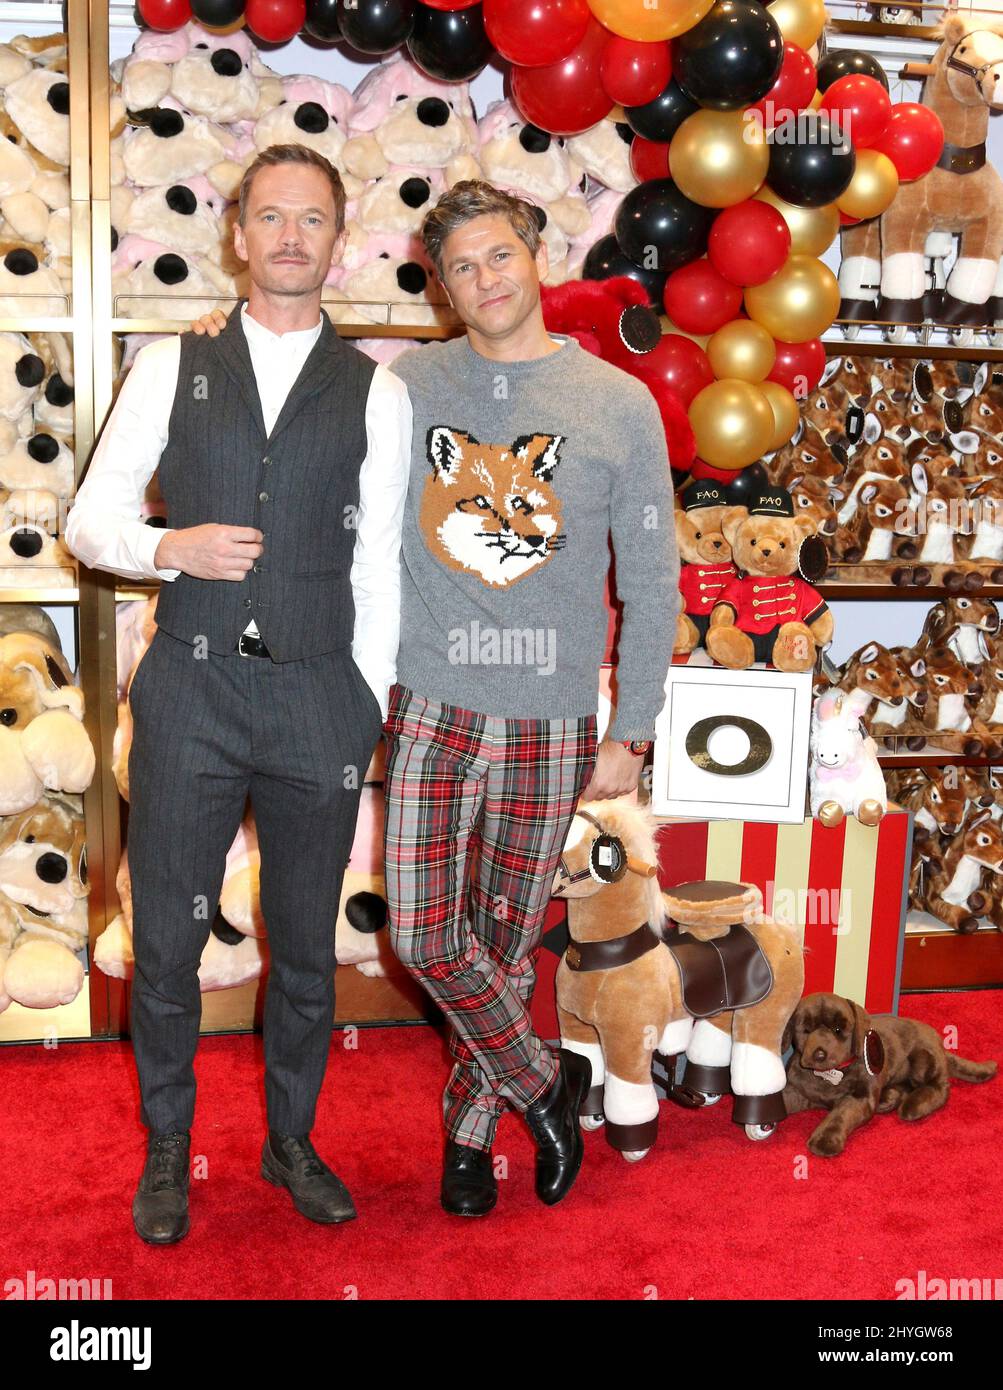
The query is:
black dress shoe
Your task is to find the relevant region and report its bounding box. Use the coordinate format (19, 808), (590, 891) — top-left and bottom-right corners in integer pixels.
(261, 1132), (356, 1225)
(524, 1049), (592, 1206)
(132, 1132), (191, 1245)
(440, 1140), (497, 1217)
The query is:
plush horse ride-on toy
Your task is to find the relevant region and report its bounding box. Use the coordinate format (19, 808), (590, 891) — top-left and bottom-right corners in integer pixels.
(553, 801), (804, 1161)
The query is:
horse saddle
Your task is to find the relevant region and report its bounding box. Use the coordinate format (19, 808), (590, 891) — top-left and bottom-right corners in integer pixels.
(663, 922), (773, 1019)
(563, 920), (773, 1019)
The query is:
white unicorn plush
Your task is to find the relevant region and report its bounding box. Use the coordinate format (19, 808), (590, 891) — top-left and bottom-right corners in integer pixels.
(810, 687), (888, 828)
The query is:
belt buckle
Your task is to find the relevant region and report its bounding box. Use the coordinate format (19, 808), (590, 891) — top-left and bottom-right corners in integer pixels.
(238, 634), (255, 658)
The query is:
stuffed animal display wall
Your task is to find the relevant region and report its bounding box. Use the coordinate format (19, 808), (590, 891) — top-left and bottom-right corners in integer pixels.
(103, 22), (639, 331)
(772, 355), (1003, 592)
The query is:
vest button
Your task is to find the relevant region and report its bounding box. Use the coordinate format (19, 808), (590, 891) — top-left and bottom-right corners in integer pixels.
(258, 491), (269, 502)
(253, 564), (261, 573)
(243, 598), (251, 608)
(263, 456), (271, 466)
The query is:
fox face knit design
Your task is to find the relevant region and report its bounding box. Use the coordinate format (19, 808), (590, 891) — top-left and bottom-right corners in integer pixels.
(420, 427), (567, 587)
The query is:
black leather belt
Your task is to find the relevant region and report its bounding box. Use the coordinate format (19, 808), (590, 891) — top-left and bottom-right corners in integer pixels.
(237, 632), (272, 659)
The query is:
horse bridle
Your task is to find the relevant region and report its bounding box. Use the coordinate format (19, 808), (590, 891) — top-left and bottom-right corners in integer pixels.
(945, 31), (1003, 103)
(555, 809), (658, 888)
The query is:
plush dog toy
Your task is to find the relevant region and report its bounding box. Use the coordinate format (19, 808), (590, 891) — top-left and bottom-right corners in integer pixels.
(673, 478), (744, 655)
(0, 603), (95, 815)
(0, 790), (88, 1012)
(705, 488), (833, 671)
(783, 991), (996, 1155)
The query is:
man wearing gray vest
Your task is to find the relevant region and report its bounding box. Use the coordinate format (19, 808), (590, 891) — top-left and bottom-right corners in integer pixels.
(65, 145), (411, 1244)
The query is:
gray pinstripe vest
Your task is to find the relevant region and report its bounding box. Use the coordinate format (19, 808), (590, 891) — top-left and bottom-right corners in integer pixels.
(154, 304), (376, 661)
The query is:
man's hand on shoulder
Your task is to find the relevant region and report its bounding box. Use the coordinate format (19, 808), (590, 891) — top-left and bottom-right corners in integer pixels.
(580, 738), (645, 802)
(155, 525), (263, 580)
(190, 308), (228, 338)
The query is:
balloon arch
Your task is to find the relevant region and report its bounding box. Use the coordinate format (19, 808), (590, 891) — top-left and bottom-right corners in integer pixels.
(137, 0), (946, 471)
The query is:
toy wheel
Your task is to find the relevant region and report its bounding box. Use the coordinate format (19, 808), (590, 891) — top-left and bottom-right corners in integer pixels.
(745, 1122), (776, 1141)
(581, 1113), (605, 1131)
(700, 1092), (723, 1106)
(622, 1148), (651, 1163)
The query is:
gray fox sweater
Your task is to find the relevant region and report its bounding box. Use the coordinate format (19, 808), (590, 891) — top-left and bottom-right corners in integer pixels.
(391, 333), (680, 741)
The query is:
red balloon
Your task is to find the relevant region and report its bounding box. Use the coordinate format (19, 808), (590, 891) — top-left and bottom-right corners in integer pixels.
(869, 102), (945, 182)
(138, 0), (192, 27)
(510, 18), (612, 136)
(746, 43), (817, 128)
(663, 259), (743, 336)
(642, 334), (714, 409)
(486, 0), (590, 66)
(839, 210), (861, 226)
(245, 0), (305, 42)
(819, 75), (891, 149)
(630, 136), (671, 182)
(767, 338), (826, 399)
(708, 200), (791, 287)
(600, 35), (672, 107)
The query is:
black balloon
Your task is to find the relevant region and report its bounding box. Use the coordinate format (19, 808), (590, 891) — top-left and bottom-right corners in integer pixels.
(582, 235), (667, 307)
(816, 48), (889, 93)
(190, 0), (246, 25)
(673, 0), (783, 111)
(625, 77), (698, 143)
(614, 179), (717, 277)
(408, 2), (492, 82)
(305, 0), (342, 42)
(337, 0), (414, 55)
(726, 461), (770, 508)
(767, 113), (856, 207)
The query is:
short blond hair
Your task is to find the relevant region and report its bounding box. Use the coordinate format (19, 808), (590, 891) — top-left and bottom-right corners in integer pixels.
(421, 179), (543, 277)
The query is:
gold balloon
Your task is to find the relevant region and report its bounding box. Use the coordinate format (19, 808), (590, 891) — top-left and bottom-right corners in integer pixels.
(707, 319), (776, 382)
(669, 109), (769, 209)
(767, 0), (827, 50)
(587, 0), (715, 41)
(745, 254), (841, 342)
(754, 186), (840, 256)
(836, 149), (899, 221)
(203, 16), (247, 33)
(688, 379), (776, 469)
(759, 379), (801, 451)
(809, 88), (823, 110)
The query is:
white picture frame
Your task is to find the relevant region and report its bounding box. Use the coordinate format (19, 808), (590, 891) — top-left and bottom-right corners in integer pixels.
(651, 665), (814, 824)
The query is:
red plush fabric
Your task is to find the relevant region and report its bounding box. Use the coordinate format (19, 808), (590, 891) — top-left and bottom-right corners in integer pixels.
(2, 989), (999, 1300)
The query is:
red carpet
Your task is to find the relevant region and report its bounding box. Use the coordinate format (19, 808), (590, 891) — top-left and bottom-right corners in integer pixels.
(3, 991), (1000, 1301)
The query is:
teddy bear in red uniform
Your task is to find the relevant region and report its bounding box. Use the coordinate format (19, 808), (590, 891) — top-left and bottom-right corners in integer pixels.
(706, 489), (834, 672)
(674, 478), (745, 655)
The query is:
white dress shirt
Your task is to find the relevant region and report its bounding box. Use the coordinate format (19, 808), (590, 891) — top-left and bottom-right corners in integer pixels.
(65, 304), (412, 716)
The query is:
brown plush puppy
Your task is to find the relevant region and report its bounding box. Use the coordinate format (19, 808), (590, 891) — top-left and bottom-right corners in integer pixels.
(782, 991), (997, 1156)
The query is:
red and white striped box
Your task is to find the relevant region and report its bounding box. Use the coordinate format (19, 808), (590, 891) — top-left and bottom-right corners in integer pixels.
(531, 810), (912, 1040)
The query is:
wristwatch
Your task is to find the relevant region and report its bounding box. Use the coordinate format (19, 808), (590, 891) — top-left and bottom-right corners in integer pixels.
(620, 740), (652, 756)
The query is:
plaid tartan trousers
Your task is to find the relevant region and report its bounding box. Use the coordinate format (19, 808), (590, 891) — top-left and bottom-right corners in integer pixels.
(382, 685), (598, 1151)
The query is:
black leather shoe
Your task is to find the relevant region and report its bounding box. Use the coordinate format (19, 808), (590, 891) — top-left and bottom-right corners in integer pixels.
(132, 1131), (191, 1245)
(261, 1132), (356, 1225)
(440, 1140), (497, 1217)
(524, 1050), (592, 1206)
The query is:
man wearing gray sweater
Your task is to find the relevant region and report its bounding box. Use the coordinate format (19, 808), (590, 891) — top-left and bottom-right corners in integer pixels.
(384, 180), (680, 1217)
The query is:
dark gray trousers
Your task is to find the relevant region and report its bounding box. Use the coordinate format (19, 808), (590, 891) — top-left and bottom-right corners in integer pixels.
(126, 626), (383, 1137)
